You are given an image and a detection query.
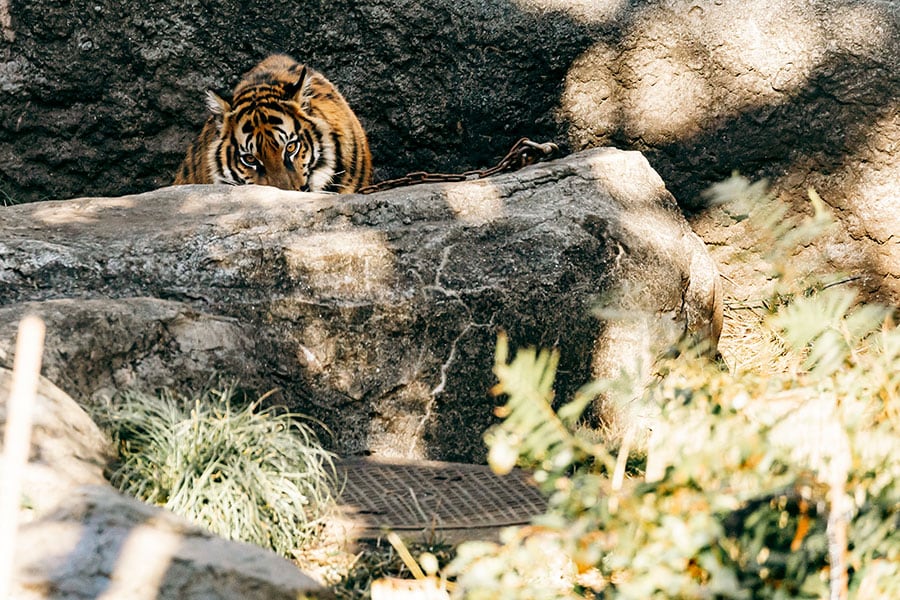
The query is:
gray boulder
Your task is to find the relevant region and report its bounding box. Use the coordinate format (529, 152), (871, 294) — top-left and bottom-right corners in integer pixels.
(0, 368), (111, 518)
(0, 148), (722, 460)
(1, 0), (897, 304)
(14, 488), (330, 600)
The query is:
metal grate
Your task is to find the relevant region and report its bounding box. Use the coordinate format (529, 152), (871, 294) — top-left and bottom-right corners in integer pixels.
(336, 457), (548, 540)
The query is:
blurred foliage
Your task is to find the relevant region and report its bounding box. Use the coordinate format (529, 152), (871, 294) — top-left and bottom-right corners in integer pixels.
(96, 382), (338, 557)
(333, 535), (454, 600)
(448, 177), (900, 599)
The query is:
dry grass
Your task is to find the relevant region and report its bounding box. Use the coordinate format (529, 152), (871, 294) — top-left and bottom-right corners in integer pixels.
(718, 301), (796, 377)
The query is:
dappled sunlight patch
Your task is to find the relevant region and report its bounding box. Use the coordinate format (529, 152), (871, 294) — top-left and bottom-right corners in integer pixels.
(692, 0), (822, 94)
(560, 0), (893, 152)
(585, 146), (666, 198)
(283, 229), (397, 300)
(558, 42), (621, 148)
(842, 137), (900, 246)
(175, 184), (336, 224)
(29, 196), (136, 225)
(718, 304), (794, 377)
(100, 523), (180, 600)
(829, 2), (895, 57)
(624, 54), (713, 143)
(365, 380), (434, 459)
(511, 0), (628, 24)
(617, 205), (690, 260)
(13, 520), (83, 572)
(442, 182), (506, 224)
(837, 160), (900, 295)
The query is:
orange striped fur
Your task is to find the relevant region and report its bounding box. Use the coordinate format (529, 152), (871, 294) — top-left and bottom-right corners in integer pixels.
(174, 54), (371, 193)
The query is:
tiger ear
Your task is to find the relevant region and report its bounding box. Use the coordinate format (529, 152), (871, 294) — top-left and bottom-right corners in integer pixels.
(284, 66), (311, 108)
(205, 90), (231, 117)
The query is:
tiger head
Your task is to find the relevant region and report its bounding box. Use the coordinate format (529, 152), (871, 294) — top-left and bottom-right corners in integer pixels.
(205, 67), (334, 192)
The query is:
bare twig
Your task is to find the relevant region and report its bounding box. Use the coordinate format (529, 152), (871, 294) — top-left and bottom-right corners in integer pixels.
(608, 425), (636, 514)
(826, 446), (851, 600)
(0, 315), (46, 599)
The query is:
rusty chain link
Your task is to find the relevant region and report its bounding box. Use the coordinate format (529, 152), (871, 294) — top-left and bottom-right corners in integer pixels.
(358, 138), (559, 194)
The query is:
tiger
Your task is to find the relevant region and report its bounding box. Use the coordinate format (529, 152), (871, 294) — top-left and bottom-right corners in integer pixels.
(174, 54), (372, 194)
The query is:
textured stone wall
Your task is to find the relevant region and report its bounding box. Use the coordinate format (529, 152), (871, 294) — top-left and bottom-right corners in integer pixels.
(1, 0), (897, 302)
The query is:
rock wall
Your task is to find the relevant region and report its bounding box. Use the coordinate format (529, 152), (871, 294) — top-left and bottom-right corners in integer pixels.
(1, 0), (897, 303)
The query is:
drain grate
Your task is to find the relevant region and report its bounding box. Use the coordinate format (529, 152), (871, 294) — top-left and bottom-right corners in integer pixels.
(336, 457), (548, 541)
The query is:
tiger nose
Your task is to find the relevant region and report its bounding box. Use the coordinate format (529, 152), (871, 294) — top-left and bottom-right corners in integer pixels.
(264, 171), (293, 191)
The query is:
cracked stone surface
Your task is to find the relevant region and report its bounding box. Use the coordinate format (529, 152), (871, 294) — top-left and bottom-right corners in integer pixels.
(0, 148), (721, 461)
(0, 368), (328, 600)
(1, 0), (897, 305)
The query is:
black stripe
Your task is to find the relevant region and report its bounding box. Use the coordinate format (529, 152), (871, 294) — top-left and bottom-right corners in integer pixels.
(289, 111), (317, 132)
(228, 134), (251, 183)
(233, 86), (283, 103)
(213, 140), (227, 180)
(330, 130), (343, 171)
(304, 129), (319, 169)
(325, 129), (342, 193)
(358, 129), (370, 186)
(348, 127), (361, 188)
(232, 101), (279, 118)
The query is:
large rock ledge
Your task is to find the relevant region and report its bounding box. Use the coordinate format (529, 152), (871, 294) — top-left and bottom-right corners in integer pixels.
(0, 148), (721, 461)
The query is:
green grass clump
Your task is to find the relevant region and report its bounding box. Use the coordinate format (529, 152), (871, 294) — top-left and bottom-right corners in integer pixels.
(97, 384), (338, 557)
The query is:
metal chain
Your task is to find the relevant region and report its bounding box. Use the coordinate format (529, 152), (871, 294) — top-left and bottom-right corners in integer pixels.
(358, 138), (560, 195)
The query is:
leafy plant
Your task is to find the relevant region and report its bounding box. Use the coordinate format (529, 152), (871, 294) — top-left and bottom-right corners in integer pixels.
(96, 383), (338, 557)
(448, 178), (900, 599)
